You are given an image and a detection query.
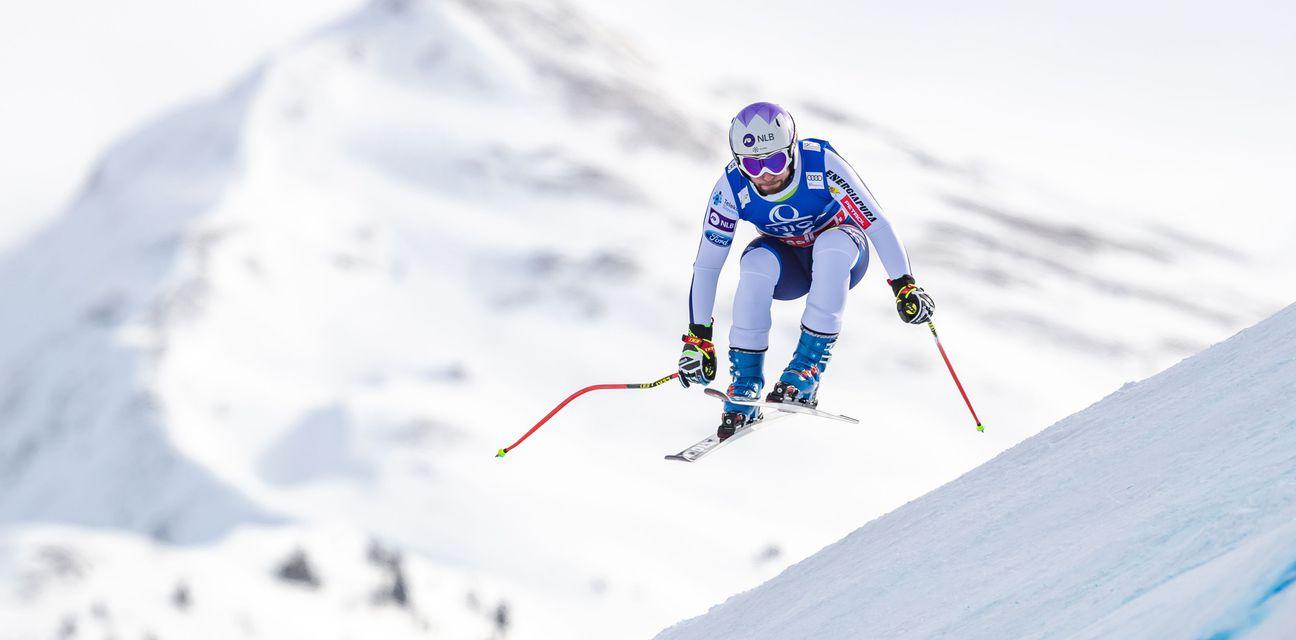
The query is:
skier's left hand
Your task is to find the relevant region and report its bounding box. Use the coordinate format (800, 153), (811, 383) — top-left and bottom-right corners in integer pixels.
(678, 323), (717, 387)
(890, 275), (935, 324)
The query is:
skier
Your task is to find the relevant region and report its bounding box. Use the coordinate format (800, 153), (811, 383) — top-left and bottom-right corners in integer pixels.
(677, 102), (935, 439)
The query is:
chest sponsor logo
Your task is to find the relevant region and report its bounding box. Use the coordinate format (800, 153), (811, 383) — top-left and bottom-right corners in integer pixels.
(806, 172), (824, 189)
(825, 169), (878, 225)
(737, 187), (751, 207)
(704, 230), (733, 247)
(802, 140), (822, 152)
(765, 204), (818, 236)
(708, 208), (737, 232)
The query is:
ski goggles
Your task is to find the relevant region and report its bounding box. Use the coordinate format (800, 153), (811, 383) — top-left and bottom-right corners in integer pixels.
(735, 146), (793, 178)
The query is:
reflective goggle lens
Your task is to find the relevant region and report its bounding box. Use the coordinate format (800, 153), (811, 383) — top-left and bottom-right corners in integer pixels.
(738, 148), (791, 177)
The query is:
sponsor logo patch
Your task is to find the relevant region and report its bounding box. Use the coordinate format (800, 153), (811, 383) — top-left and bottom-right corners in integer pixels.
(802, 140), (822, 152)
(712, 191), (723, 206)
(765, 204), (817, 237)
(838, 196), (871, 229)
(704, 230), (733, 247)
(825, 169), (878, 224)
(806, 172), (824, 189)
(726, 159), (738, 172)
(816, 207), (847, 230)
(742, 133), (755, 147)
(737, 187), (751, 207)
(708, 209), (737, 232)
(769, 204), (804, 223)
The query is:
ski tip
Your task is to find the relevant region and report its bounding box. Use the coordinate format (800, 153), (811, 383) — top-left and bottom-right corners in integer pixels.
(495, 448), (508, 458)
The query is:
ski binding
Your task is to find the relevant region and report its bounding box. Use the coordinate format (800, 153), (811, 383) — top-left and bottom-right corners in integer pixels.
(701, 387), (860, 424)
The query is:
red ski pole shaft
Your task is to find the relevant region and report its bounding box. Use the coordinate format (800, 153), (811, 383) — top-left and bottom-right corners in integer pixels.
(496, 372), (678, 458)
(927, 321), (985, 432)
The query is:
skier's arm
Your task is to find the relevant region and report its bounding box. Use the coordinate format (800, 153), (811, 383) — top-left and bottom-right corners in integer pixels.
(824, 149), (934, 323)
(688, 176), (740, 325)
(823, 149), (912, 280)
(678, 176), (739, 388)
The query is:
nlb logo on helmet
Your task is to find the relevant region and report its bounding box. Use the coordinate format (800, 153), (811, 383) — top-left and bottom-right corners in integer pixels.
(729, 101), (797, 157)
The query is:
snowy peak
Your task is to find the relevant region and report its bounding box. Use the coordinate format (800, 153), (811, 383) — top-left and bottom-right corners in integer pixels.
(331, 0), (715, 154)
(657, 303), (1296, 639)
(0, 76), (267, 544)
(437, 0), (715, 156)
(0, 0), (714, 547)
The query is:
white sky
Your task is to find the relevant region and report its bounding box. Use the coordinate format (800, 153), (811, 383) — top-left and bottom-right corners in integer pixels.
(1, 0), (1293, 260)
(0, 0), (363, 250)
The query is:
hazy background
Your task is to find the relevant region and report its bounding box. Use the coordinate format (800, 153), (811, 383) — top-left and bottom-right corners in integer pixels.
(0, 0), (358, 250)
(1, 1), (1292, 638)
(6, 0), (1293, 252)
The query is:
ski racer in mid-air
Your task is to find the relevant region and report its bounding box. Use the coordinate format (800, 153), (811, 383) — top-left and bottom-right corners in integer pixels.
(677, 101), (936, 439)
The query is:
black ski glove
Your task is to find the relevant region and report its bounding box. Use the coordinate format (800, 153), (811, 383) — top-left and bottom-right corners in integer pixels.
(678, 322), (717, 387)
(889, 275), (935, 324)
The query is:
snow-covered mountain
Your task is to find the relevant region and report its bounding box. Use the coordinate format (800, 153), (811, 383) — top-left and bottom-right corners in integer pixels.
(0, 0), (1288, 637)
(657, 302), (1296, 640)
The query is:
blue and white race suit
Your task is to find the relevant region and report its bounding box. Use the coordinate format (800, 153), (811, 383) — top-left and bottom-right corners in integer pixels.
(688, 138), (913, 350)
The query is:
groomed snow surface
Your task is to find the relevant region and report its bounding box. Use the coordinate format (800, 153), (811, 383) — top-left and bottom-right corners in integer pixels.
(658, 303), (1296, 640)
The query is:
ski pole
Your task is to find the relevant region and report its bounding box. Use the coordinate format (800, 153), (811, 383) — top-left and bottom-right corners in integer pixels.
(927, 321), (985, 432)
(496, 372), (679, 458)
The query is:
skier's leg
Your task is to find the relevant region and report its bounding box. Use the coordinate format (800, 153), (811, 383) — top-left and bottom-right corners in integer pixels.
(770, 227), (868, 405)
(729, 242), (781, 351)
(801, 227), (866, 334)
(719, 240), (784, 438)
(844, 225), (871, 290)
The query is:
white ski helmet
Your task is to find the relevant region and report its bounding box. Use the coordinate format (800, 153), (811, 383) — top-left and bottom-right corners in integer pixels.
(728, 102), (796, 156)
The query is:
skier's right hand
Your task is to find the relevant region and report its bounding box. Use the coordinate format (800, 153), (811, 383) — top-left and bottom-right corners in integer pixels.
(678, 323), (717, 388)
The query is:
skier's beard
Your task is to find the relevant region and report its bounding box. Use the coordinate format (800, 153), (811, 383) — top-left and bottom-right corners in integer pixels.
(751, 160), (794, 196)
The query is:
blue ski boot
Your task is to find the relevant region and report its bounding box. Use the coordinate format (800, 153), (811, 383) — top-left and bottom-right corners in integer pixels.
(766, 326), (838, 408)
(719, 347), (765, 439)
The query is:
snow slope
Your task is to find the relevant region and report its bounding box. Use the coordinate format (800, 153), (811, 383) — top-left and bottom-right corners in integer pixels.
(0, 0), (1289, 637)
(658, 302), (1296, 640)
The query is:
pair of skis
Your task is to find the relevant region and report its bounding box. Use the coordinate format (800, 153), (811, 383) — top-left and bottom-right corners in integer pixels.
(664, 388), (859, 463)
(499, 322), (986, 460)
(495, 372), (860, 461)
